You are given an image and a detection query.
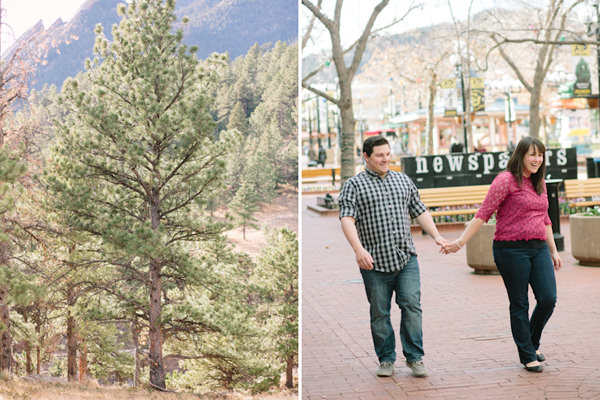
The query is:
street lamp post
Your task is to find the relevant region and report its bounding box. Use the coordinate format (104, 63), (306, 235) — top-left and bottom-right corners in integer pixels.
(456, 63), (468, 153)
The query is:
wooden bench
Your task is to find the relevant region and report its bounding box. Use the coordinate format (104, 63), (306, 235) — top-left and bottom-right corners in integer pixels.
(563, 178), (600, 209)
(301, 168), (341, 185)
(301, 165), (403, 186)
(418, 184), (490, 218)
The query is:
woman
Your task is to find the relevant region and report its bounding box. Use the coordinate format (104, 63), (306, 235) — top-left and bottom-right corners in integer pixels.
(443, 136), (562, 372)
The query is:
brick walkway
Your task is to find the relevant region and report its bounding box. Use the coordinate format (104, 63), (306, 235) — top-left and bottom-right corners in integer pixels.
(301, 195), (600, 399)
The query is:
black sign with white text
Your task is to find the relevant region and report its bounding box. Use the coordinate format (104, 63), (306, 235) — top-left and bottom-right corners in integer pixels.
(400, 148), (577, 188)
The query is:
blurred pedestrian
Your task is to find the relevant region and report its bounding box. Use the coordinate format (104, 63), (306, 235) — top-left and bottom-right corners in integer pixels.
(317, 145), (327, 167)
(474, 139), (487, 153)
(450, 137), (464, 153)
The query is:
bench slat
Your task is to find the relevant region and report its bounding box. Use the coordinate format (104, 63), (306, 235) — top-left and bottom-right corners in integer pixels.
(418, 184), (490, 218)
(564, 178), (600, 208)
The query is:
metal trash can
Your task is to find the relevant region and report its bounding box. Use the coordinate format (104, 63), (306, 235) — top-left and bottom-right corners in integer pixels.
(586, 157), (600, 178)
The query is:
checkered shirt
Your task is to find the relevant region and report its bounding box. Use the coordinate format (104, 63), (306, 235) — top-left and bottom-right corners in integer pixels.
(339, 168), (427, 272)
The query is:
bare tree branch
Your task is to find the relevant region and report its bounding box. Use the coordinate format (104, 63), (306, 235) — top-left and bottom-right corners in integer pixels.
(302, 0), (323, 49)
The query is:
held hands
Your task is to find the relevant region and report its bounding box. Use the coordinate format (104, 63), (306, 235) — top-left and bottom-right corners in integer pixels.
(440, 238), (465, 254)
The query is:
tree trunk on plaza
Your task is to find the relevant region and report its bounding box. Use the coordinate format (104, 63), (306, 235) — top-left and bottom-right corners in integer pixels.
(488, 0), (582, 140)
(426, 71), (438, 155)
(339, 83), (356, 182)
(448, 0), (474, 152)
(302, 0), (419, 184)
(529, 76), (543, 138)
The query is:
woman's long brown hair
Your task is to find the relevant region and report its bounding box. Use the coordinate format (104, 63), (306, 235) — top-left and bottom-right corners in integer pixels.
(506, 136), (546, 195)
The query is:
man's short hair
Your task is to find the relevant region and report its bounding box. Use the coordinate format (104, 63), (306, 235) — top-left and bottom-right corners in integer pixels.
(363, 135), (390, 156)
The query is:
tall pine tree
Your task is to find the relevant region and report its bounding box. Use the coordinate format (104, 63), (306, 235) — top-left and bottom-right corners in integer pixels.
(45, 0), (235, 389)
(254, 228), (298, 388)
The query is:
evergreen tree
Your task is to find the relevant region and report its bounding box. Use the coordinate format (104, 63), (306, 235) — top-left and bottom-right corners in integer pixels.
(254, 228), (298, 388)
(227, 101), (249, 134)
(224, 101), (250, 194)
(45, 0), (236, 389)
(0, 147), (26, 374)
(229, 180), (260, 240)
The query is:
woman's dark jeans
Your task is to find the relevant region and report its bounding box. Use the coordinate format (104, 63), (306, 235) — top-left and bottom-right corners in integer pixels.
(493, 244), (557, 364)
(359, 255), (424, 364)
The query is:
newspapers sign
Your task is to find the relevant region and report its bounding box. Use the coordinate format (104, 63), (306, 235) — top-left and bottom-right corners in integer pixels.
(401, 148), (577, 188)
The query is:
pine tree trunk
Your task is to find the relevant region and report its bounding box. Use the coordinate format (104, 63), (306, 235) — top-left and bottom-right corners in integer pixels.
(285, 354), (294, 388)
(0, 285), (11, 374)
(25, 341), (32, 375)
(131, 318), (140, 387)
(66, 313), (77, 381)
(148, 196), (165, 389)
(78, 343), (88, 381)
(36, 346), (40, 375)
(35, 318), (41, 375)
(148, 259), (165, 389)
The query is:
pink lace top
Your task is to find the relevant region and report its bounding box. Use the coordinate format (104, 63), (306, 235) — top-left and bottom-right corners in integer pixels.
(475, 171), (551, 241)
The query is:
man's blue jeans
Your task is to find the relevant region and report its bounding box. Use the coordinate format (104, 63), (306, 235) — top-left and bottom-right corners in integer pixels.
(493, 245), (557, 364)
(360, 255), (424, 363)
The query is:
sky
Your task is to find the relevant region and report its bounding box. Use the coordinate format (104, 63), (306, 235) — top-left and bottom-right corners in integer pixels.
(1, 0), (87, 51)
(301, 0), (506, 55)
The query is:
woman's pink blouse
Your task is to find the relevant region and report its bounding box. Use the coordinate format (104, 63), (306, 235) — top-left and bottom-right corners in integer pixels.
(475, 171), (551, 241)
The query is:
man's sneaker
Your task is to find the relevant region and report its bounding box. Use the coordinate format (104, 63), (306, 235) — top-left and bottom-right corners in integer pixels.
(406, 360), (428, 377)
(376, 361), (394, 377)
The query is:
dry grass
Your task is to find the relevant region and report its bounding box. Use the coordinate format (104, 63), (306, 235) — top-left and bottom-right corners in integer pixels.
(0, 378), (298, 400)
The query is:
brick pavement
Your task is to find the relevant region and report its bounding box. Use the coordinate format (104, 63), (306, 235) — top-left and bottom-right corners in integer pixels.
(301, 194), (600, 399)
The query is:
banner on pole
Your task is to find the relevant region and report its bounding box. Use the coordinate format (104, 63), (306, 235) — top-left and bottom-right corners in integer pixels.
(470, 77), (485, 113)
(441, 78), (458, 117)
(571, 44), (592, 97)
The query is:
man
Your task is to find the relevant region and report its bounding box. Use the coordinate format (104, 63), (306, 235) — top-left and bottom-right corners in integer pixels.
(450, 137), (464, 153)
(317, 145), (327, 167)
(338, 135), (446, 378)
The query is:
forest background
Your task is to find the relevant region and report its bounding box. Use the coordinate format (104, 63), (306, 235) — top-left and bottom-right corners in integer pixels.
(0, 0), (298, 397)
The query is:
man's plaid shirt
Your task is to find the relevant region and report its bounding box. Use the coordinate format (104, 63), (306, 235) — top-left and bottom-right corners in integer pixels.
(339, 168), (427, 272)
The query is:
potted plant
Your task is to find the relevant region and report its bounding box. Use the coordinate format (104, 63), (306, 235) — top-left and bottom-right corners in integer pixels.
(570, 207), (600, 266)
(465, 219), (498, 275)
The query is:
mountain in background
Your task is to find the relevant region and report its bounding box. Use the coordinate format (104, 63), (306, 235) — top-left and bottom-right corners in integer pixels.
(5, 0), (297, 91)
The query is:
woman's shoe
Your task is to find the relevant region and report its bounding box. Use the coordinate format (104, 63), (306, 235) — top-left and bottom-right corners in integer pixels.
(536, 351), (546, 362)
(524, 361), (543, 372)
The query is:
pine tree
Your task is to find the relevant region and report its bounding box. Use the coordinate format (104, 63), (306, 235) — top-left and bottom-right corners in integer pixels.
(45, 0), (236, 389)
(224, 101), (250, 194)
(254, 228), (298, 388)
(227, 101), (248, 133)
(229, 180), (260, 240)
(0, 148), (26, 374)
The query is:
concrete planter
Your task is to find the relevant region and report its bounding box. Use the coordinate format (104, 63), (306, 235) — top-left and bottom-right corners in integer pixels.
(465, 221), (498, 274)
(570, 214), (600, 266)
